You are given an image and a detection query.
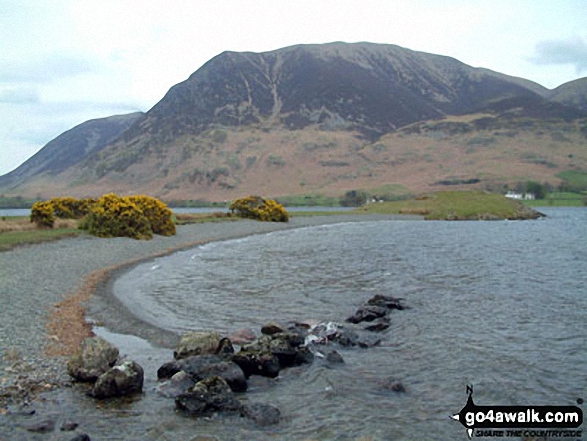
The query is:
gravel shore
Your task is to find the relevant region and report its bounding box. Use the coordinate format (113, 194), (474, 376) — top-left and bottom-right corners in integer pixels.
(0, 214), (417, 409)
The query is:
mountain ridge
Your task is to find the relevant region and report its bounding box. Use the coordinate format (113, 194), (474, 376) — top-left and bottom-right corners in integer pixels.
(1, 42), (586, 200)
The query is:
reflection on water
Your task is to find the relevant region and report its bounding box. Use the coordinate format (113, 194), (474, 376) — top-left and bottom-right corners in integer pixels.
(108, 208), (586, 439)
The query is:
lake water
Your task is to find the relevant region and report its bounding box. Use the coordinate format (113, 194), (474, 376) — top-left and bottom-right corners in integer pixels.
(110, 207), (587, 440)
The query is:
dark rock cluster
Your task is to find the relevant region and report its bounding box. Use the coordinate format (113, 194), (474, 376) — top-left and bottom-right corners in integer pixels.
(61, 294), (408, 432)
(66, 336), (143, 399)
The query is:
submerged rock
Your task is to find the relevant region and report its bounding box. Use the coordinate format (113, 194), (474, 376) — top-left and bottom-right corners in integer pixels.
(325, 350), (345, 364)
(92, 360), (144, 399)
(156, 371), (196, 398)
(367, 294), (405, 310)
(241, 403), (281, 426)
(67, 337), (119, 383)
(24, 418), (56, 433)
(174, 331), (222, 360)
(175, 376), (243, 416)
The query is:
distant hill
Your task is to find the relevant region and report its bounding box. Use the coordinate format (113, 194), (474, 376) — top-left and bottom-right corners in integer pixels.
(1, 42), (585, 200)
(0, 112), (144, 190)
(548, 77), (587, 111)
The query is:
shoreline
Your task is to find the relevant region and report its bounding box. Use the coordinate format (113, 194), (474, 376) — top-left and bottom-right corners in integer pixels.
(0, 214), (419, 408)
(89, 213), (422, 348)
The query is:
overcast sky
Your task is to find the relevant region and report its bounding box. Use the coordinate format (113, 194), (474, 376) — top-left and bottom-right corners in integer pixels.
(1, 0), (586, 176)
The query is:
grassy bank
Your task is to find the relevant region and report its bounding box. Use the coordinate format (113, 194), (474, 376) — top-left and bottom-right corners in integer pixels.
(356, 191), (543, 220)
(523, 192), (586, 207)
(0, 217), (83, 252)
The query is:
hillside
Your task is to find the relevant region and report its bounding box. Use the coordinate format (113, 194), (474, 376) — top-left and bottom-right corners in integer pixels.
(1, 42), (586, 201)
(0, 112), (144, 191)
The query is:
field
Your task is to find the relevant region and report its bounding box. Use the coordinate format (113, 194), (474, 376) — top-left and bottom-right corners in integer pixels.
(356, 191), (542, 220)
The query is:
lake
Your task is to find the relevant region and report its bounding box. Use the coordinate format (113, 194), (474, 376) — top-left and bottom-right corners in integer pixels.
(109, 207), (586, 440)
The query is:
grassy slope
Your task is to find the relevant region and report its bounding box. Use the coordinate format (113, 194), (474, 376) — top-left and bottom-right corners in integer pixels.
(356, 191), (542, 220)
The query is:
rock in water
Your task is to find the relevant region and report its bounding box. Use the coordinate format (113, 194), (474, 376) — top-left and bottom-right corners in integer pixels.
(92, 361), (144, 398)
(174, 331), (222, 359)
(157, 355), (247, 392)
(175, 376), (243, 416)
(156, 371), (196, 398)
(227, 328), (257, 345)
(241, 403), (281, 426)
(232, 350), (280, 378)
(261, 321), (286, 336)
(67, 337), (119, 382)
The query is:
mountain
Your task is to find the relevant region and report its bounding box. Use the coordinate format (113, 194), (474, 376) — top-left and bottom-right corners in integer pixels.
(0, 112), (144, 190)
(548, 77), (587, 111)
(1, 42), (586, 200)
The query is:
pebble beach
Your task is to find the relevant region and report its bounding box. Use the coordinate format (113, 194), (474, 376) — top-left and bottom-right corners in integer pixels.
(0, 214), (416, 414)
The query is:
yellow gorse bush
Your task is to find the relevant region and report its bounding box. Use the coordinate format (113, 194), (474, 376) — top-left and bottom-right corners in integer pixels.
(30, 193), (176, 240)
(230, 195), (289, 222)
(30, 201), (56, 228)
(80, 193), (153, 240)
(128, 195), (176, 236)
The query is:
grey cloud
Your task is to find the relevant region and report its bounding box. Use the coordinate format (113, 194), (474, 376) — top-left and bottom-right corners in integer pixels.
(0, 53), (99, 83)
(531, 37), (587, 73)
(0, 87), (40, 103)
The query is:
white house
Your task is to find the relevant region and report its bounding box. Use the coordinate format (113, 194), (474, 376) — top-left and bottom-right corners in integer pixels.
(505, 191), (535, 200)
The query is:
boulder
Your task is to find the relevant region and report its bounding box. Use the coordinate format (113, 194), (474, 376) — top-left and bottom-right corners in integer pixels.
(156, 371), (195, 398)
(346, 305), (388, 324)
(92, 360), (144, 399)
(232, 350), (280, 378)
(67, 337), (119, 382)
(363, 317), (390, 332)
(268, 336), (297, 367)
(158, 355), (247, 392)
(241, 403), (281, 426)
(216, 337), (235, 357)
(325, 350), (345, 364)
(367, 294), (405, 310)
(227, 328), (257, 345)
(174, 331), (222, 360)
(261, 321), (286, 336)
(333, 328), (359, 347)
(175, 376), (243, 416)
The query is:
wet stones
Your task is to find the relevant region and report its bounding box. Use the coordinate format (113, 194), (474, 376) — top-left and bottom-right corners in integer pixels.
(92, 361), (144, 399)
(175, 376), (243, 416)
(346, 294), (405, 330)
(231, 350), (280, 379)
(241, 403), (281, 426)
(66, 337), (144, 399)
(173, 331), (222, 360)
(158, 355), (247, 393)
(66, 337), (119, 383)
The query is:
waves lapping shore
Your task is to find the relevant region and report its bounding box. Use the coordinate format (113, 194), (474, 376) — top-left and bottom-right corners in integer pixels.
(0, 214), (416, 406)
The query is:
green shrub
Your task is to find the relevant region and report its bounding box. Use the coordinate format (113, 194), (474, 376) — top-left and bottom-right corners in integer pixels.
(230, 195), (289, 222)
(79, 193), (153, 240)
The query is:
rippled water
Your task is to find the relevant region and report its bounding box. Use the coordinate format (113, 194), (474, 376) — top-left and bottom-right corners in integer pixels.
(112, 208), (586, 440)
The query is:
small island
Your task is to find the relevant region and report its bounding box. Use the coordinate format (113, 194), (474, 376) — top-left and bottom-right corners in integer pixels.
(355, 191), (544, 220)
